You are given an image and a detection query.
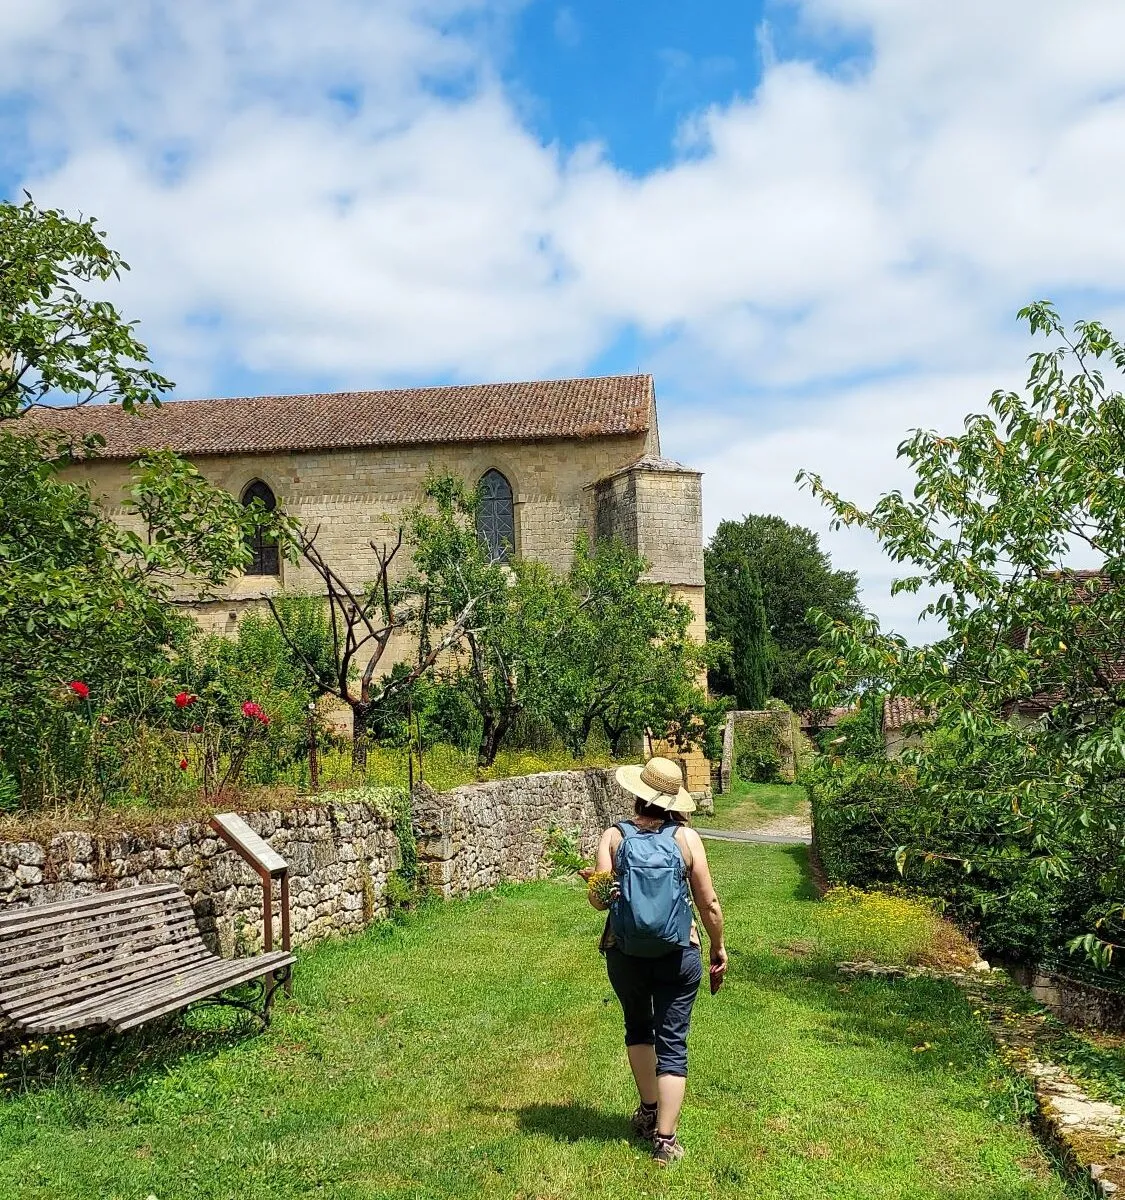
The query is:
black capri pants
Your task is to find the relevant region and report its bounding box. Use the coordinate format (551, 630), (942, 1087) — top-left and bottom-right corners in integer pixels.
(605, 945), (703, 1077)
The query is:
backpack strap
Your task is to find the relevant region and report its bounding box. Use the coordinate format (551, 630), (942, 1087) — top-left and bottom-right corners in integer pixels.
(656, 821), (691, 872)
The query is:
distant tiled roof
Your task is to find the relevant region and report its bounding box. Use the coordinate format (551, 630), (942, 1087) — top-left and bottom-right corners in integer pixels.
(797, 706), (854, 731)
(1004, 569), (1125, 712)
(21, 374), (655, 459)
(882, 696), (931, 731)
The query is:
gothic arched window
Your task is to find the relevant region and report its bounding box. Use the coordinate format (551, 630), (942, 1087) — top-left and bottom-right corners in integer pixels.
(241, 480), (280, 576)
(477, 469), (515, 562)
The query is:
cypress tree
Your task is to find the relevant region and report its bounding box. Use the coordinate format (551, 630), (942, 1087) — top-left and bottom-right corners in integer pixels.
(731, 558), (771, 709)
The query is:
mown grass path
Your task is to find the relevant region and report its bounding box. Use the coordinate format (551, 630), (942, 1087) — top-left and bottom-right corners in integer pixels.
(0, 843), (1077, 1199)
(696, 777), (811, 833)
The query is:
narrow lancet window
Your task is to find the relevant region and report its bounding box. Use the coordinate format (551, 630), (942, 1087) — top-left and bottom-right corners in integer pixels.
(241, 480), (280, 576)
(477, 469), (515, 562)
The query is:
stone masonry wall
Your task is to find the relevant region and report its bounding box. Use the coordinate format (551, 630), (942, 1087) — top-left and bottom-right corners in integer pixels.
(412, 769), (630, 898)
(720, 710), (799, 792)
(0, 770), (630, 951)
(0, 801), (401, 955)
(64, 432), (656, 648)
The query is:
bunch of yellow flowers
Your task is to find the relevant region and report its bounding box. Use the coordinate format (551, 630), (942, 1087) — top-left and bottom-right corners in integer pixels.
(586, 870), (617, 908)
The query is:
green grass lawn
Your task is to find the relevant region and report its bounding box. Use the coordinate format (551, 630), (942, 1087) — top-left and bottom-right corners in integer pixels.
(698, 775), (811, 831)
(0, 842), (1077, 1200)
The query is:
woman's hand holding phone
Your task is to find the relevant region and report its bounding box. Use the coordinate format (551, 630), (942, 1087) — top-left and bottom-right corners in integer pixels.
(709, 945), (728, 994)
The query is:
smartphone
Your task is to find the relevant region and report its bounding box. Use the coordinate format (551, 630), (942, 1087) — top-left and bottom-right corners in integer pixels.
(709, 963), (724, 995)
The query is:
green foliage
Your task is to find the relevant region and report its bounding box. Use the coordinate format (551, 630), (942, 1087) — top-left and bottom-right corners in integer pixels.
(807, 719), (1119, 970)
(703, 542), (770, 707)
(706, 513), (861, 708)
(542, 825), (588, 876)
(0, 201), (294, 810)
(802, 303), (1125, 977)
(734, 714), (784, 783)
(406, 474), (526, 766)
(173, 605), (331, 793)
(0, 196), (172, 420)
(409, 476), (711, 765)
(530, 534), (710, 758)
(829, 699), (885, 762)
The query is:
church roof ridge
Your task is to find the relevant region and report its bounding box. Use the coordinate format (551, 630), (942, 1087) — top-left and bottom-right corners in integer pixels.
(22, 373), (655, 459)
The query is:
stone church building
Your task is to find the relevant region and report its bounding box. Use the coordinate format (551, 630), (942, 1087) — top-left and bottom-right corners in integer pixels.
(35, 374), (706, 656)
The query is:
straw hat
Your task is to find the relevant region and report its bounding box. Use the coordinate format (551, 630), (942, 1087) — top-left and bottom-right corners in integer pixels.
(615, 756), (696, 813)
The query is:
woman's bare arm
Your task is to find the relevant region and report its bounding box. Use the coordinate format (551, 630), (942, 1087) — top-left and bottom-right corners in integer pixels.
(682, 827), (727, 971)
(587, 827), (619, 910)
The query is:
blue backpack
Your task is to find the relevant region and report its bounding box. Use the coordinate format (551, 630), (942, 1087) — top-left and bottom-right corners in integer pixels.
(610, 821), (694, 957)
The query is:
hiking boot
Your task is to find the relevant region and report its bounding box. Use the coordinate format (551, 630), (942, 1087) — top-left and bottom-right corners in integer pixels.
(652, 1134), (685, 1166)
(629, 1105), (657, 1140)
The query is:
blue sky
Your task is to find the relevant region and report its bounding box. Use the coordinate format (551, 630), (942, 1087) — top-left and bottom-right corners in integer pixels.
(3, 0), (1125, 637)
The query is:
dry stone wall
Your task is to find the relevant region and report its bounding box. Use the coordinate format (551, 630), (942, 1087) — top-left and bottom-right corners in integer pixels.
(0, 800), (401, 956)
(0, 769), (629, 951)
(412, 768), (630, 898)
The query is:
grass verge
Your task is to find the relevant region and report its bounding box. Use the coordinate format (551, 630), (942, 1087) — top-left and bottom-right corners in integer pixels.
(0, 842), (1081, 1199)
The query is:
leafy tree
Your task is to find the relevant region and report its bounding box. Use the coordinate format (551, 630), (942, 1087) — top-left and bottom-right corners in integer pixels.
(532, 536), (709, 758)
(0, 197), (288, 805)
(407, 473), (530, 767)
(0, 437), (284, 802)
(706, 514), (861, 708)
(801, 302), (1125, 970)
(267, 502), (485, 770)
(409, 478), (712, 765)
(1, 195), (172, 421)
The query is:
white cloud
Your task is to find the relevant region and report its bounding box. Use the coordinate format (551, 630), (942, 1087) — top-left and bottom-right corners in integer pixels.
(4, 0), (1125, 636)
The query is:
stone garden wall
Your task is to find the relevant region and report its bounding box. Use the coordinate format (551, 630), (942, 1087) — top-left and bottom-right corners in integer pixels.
(0, 768), (628, 953)
(412, 768), (629, 898)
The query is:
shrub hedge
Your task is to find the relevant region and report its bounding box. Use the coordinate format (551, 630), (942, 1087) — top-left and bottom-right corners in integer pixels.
(806, 753), (1125, 983)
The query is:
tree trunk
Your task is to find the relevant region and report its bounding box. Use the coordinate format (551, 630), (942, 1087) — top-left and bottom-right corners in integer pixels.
(352, 704), (369, 774)
(477, 713), (500, 769)
(477, 705), (515, 769)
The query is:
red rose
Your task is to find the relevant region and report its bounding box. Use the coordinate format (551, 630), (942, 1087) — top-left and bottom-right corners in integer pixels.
(241, 701), (259, 719)
(174, 691), (197, 708)
(178, 758), (188, 770)
(191, 723), (203, 733)
(260, 715), (271, 727)
(69, 681), (90, 699)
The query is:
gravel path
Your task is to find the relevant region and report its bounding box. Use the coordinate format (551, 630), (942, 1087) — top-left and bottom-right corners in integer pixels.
(698, 815), (812, 847)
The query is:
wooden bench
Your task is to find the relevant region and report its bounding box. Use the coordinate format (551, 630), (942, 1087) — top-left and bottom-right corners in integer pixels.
(0, 884), (294, 1036)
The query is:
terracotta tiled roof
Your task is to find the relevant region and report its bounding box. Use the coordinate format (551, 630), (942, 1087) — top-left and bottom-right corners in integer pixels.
(21, 374), (654, 459)
(1003, 570), (1125, 712)
(797, 706), (855, 730)
(882, 696), (931, 731)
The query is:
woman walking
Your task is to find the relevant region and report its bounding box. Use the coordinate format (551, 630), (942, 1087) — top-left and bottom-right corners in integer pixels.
(587, 756), (727, 1166)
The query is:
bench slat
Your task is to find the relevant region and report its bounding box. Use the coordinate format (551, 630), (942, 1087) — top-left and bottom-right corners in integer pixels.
(0, 885), (183, 933)
(2, 943), (215, 1019)
(0, 886), (193, 943)
(36, 951), (294, 1034)
(1, 930), (206, 1007)
(109, 953), (295, 1033)
(0, 908), (203, 984)
(42, 954), (252, 1026)
(0, 890), (197, 956)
